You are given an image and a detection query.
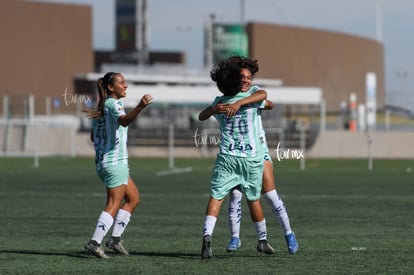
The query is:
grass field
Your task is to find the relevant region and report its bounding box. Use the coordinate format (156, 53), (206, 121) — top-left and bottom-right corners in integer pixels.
(0, 157), (413, 274)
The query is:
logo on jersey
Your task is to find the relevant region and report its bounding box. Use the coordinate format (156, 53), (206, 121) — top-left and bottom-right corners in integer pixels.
(228, 141), (253, 152)
(116, 102), (124, 112)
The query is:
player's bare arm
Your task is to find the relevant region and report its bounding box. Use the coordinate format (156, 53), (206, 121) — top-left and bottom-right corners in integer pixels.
(263, 99), (274, 110)
(118, 94), (153, 127)
(199, 103), (228, 121)
(226, 90), (267, 117)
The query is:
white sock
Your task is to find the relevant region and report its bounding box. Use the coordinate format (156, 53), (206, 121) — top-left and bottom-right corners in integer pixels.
(203, 215), (217, 237)
(264, 189), (292, 235)
(253, 219), (267, 240)
(228, 188), (243, 238)
(112, 209), (131, 237)
(92, 211), (114, 244)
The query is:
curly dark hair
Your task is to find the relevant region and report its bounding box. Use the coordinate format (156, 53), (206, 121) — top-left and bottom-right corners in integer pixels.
(229, 55), (259, 75)
(210, 55), (259, 96)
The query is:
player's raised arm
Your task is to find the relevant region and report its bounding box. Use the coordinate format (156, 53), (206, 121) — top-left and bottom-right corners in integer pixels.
(118, 94), (153, 127)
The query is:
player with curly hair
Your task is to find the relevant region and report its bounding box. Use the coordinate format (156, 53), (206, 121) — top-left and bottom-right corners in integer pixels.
(199, 56), (275, 259)
(223, 56), (299, 255)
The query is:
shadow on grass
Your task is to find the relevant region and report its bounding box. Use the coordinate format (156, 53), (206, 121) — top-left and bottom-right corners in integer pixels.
(0, 249), (88, 258)
(0, 249), (260, 260)
(127, 251), (200, 259)
(0, 249), (200, 259)
(129, 251), (263, 259)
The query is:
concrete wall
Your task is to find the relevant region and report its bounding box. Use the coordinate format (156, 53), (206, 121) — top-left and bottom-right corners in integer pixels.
(73, 131), (414, 159)
(2, 125), (412, 159)
(0, 116), (79, 156)
(307, 131), (414, 159)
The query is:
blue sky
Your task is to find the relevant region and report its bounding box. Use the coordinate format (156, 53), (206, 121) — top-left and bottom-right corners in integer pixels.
(31, 0), (414, 111)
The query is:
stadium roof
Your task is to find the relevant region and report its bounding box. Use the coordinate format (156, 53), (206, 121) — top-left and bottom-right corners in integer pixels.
(122, 85), (322, 107)
(83, 73), (322, 107)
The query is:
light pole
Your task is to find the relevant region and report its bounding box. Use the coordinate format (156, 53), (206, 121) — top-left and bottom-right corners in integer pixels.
(396, 71), (408, 94)
(376, 0), (383, 42)
(176, 26), (192, 72)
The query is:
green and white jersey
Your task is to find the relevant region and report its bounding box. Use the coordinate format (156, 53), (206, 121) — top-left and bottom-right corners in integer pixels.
(211, 91), (264, 159)
(248, 86), (269, 154)
(92, 98), (128, 170)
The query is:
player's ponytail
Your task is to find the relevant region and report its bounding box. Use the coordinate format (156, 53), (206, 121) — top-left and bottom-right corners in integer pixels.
(86, 72), (118, 118)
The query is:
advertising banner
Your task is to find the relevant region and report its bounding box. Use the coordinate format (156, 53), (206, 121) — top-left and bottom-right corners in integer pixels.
(116, 0), (137, 51)
(212, 24), (248, 63)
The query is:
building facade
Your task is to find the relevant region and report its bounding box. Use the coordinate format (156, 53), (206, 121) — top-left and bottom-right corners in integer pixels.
(0, 0), (93, 116)
(246, 22), (384, 112)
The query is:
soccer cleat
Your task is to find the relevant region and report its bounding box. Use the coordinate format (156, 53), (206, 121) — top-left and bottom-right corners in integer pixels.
(257, 240), (276, 254)
(85, 240), (110, 259)
(285, 232), (299, 254)
(201, 235), (212, 259)
(226, 237), (241, 252)
(106, 237), (129, 256)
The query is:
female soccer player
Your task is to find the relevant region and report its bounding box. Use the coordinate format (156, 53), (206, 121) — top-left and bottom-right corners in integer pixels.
(199, 56), (275, 259)
(225, 57), (299, 254)
(85, 72), (153, 258)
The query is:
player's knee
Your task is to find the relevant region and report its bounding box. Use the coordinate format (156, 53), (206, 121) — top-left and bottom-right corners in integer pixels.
(129, 194), (140, 209)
